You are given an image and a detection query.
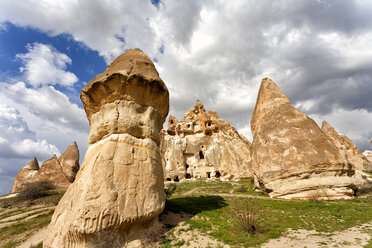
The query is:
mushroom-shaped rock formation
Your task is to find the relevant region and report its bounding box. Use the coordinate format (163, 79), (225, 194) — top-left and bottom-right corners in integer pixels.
(45, 49), (169, 247)
(321, 121), (370, 171)
(161, 100), (252, 182)
(251, 78), (355, 200)
(58, 141), (80, 182)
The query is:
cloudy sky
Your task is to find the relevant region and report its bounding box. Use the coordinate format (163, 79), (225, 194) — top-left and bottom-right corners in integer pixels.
(0, 0), (371, 194)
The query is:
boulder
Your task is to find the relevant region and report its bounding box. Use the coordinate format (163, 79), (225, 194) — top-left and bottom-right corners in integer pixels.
(161, 100), (252, 182)
(251, 78), (356, 200)
(321, 121), (370, 171)
(45, 49), (169, 247)
(11, 142), (80, 193)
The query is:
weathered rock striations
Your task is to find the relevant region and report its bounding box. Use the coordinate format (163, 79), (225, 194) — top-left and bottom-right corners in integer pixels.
(321, 121), (370, 171)
(11, 142), (80, 193)
(45, 49), (169, 247)
(161, 100), (252, 182)
(251, 78), (356, 200)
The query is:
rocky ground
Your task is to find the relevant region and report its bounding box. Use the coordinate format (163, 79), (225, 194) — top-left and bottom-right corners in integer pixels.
(1, 179), (371, 248)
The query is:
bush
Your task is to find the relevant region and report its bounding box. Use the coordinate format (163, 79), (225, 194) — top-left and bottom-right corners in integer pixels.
(164, 183), (177, 200)
(18, 181), (55, 201)
(229, 197), (265, 235)
(235, 186), (248, 193)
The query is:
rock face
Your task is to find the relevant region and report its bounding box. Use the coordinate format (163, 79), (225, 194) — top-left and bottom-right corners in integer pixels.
(11, 142), (80, 193)
(363, 140), (372, 171)
(58, 141), (80, 182)
(45, 49), (169, 247)
(251, 78), (356, 200)
(321, 121), (370, 171)
(161, 100), (252, 182)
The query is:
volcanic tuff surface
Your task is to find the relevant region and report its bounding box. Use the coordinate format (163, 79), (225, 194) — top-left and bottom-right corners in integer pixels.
(11, 142), (79, 193)
(161, 100), (252, 182)
(250, 78), (356, 200)
(321, 121), (370, 171)
(45, 49), (169, 247)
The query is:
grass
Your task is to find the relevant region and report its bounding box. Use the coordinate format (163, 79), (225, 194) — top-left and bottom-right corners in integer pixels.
(0, 210), (54, 247)
(0, 190), (65, 209)
(171, 178), (266, 197)
(165, 179), (372, 247)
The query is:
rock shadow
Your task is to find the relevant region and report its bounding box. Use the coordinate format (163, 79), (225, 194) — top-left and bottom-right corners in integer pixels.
(158, 195), (227, 229)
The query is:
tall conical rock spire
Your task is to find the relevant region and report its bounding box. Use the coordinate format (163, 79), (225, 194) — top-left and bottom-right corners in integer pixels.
(251, 78), (355, 200)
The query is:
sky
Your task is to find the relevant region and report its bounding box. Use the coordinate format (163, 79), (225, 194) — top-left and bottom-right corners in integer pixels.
(0, 0), (371, 195)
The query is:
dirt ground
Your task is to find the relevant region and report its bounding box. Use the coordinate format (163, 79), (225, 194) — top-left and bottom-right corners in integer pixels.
(262, 222), (372, 248)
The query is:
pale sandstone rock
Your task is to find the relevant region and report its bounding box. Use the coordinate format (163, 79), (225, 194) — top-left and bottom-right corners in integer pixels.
(251, 78), (356, 200)
(321, 121), (370, 171)
(161, 100), (252, 182)
(58, 141), (80, 182)
(11, 157), (40, 193)
(363, 150), (372, 171)
(11, 142), (80, 193)
(45, 49), (169, 247)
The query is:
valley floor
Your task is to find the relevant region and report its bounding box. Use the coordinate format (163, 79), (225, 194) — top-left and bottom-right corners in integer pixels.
(0, 179), (371, 248)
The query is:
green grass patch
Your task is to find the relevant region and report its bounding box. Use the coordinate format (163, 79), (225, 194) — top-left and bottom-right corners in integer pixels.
(0, 210), (54, 246)
(165, 193), (372, 247)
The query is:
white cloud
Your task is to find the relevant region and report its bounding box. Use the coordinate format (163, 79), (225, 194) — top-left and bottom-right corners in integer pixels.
(0, 104), (60, 160)
(11, 139), (60, 158)
(1, 82), (88, 132)
(309, 108), (372, 151)
(16, 43), (78, 87)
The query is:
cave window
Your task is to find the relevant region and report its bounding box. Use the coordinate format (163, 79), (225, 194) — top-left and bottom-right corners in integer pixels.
(186, 173), (191, 179)
(185, 164), (189, 169)
(170, 120), (174, 124)
(201, 146), (204, 149)
(174, 176), (179, 182)
(208, 122), (212, 127)
(166, 178), (171, 181)
(215, 171), (221, 178)
(199, 151), (204, 159)
(207, 172), (211, 178)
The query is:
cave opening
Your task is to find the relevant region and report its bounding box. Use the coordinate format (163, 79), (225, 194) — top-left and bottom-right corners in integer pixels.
(207, 172), (211, 178)
(186, 173), (191, 179)
(185, 164), (189, 169)
(215, 171), (221, 178)
(199, 151), (204, 159)
(174, 176), (179, 182)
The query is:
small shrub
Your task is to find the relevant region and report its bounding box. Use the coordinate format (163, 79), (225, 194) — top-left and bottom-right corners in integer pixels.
(308, 191), (321, 203)
(18, 181), (55, 201)
(165, 183), (177, 200)
(235, 186), (248, 193)
(229, 197), (265, 235)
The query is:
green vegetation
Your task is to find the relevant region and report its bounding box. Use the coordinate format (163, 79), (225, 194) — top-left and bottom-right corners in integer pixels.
(18, 181), (55, 201)
(0, 190), (64, 208)
(164, 183), (177, 200)
(163, 178), (372, 247)
(0, 210), (54, 247)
